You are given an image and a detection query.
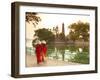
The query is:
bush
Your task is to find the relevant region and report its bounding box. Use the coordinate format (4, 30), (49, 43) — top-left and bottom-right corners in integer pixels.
(69, 52), (89, 64)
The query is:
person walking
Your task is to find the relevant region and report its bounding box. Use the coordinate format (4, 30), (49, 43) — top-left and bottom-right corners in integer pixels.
(35, 40), (43, 64)
(41, 40), (47, 62)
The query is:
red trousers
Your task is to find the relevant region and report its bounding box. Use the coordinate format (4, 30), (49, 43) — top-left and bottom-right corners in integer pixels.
(36, 52), (43, 64)
(35, 44), (42, 64)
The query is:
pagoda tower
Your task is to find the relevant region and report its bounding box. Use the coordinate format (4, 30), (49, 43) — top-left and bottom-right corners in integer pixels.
(62, 23), (65, 41)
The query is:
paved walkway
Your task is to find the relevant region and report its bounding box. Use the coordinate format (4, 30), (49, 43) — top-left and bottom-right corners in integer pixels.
(26, 54), (80, 67)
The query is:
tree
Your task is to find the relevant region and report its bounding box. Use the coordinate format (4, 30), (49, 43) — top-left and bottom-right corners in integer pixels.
(26, 12), (41, 26)
(68, 21), (89, 41)
(68, 31), (77, 41)
(34, 28), (55, 44)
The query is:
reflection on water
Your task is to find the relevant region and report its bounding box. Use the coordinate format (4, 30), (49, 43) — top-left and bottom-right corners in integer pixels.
(26, 44), (89, 64)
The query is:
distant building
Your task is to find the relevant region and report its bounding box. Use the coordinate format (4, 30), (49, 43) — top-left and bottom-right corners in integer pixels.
(62, 23), (65, 35)
(54, 23), (66, 46)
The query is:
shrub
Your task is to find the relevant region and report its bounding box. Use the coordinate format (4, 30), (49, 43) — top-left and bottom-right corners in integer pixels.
(69, 52), (89, 64)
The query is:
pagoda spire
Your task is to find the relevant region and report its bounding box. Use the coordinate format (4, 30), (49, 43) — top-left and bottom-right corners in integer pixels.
(62, 23), (65, 41)
(62, 23), (65, 35)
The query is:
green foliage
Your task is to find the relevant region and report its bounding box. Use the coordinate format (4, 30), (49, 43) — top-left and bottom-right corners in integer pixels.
(34, 28), (55, 44)
(68, 21), (89, 41)
(69, 52), (89, 64)
(26, 12), (41, 26)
